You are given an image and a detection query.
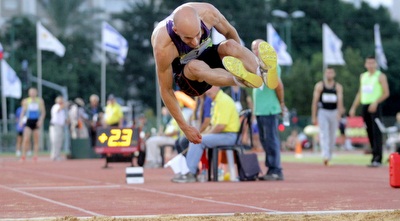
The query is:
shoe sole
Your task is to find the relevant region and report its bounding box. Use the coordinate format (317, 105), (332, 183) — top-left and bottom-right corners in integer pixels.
(222, 56), (263, 88)
(258, 42), (278, 89)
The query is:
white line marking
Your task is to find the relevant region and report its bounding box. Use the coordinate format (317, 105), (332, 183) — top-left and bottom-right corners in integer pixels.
(2, 165), (279, 213)
(0, 184), (103, 217)
(123, 185), (278, 212)
(15, 185), (121, 191)
(113, 209), (398, 217)
(2, 166), (104, 184)
(2, 209), (395, 221)
(3, 164), (396, 218)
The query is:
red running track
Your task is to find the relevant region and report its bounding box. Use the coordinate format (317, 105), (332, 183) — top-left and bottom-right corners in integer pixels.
(0, 155), (399, 219)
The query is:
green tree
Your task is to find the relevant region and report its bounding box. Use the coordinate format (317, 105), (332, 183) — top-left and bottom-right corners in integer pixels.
(270, 0), (400, 116)
(38, 0), (102, 37)
(113, 0), (165, 111)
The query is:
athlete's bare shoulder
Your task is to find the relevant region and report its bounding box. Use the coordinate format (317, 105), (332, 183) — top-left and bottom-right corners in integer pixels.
(151, 19), (178, 68)
(183, 2), (221, 29)
(151, 20), (169, 49)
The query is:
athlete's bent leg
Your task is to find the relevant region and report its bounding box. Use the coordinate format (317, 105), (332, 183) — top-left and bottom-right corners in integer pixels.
(184, 59), (235, 86)
(218, 40), (258, 74)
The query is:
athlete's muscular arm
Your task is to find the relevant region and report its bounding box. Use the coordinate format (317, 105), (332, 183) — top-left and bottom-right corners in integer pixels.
(192, 3), (241, 44)
(311, 82), (323, 125)
(37, 98), (46, 128)
(151, 25), (202, 144)
(349, 75), (362, 117)
(19, 99), (27, 127)
(368, 73), (390, 113)
(336, 83), (344, 119)
(275, 79), (285, 114)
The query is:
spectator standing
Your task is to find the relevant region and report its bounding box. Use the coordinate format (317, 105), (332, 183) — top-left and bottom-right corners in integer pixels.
(87, 94), (104, 147)
(311, 67), (344, 166)
(49, 96), (67, 161)
(19, 87), (46, 162)
(349, 56), (390, 167)
(69, 98), (89, 139)
(251, 39), (285, 181)
(104, 94), (123, 128)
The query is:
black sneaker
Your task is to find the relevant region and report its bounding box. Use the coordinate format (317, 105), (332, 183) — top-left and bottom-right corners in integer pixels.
(259, 173), (284, 181)
(367, 162), (382, 168)
(171, 173), (197, 183)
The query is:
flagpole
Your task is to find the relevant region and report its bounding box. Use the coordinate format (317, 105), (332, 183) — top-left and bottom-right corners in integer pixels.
(37, 49), (42, 97)
(1, 61), (8, 133)
(37, 22), (43, 98)
(101, 47), (106, 107)
(322, 24), (327, 75)
(36, 21), (44, 151)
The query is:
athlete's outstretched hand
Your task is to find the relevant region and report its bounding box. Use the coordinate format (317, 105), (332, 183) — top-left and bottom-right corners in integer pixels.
(183, 125), (202, 144)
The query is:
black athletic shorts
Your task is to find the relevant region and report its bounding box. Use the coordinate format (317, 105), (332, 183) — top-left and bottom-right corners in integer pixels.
(173, 44), (224, 97)
(26, 119), (39, 130)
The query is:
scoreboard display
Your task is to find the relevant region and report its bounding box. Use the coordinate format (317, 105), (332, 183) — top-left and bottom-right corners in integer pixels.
(95, 127), (140, 154)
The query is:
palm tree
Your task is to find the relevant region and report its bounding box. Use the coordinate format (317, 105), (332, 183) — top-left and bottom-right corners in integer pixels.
(38, 0), (103, 37)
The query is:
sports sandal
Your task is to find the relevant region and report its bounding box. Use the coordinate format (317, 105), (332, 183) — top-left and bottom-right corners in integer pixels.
(258, 42), (278, 89)
(222, 56), (263, 88)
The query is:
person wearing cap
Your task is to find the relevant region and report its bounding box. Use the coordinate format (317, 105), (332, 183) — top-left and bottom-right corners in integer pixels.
(104, 94), (123, 128)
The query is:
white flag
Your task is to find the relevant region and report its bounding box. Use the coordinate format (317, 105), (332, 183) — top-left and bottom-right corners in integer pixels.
(37, 22), (65, 57)
(1, 60), (22, 99)
(323, 24), (345, 65)
(102, 22), (128, 65)
(267, 23), (293, 66)
(374, 24), (388, 70)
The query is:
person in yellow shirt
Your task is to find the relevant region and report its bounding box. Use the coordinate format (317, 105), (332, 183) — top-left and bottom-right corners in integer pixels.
(104, 94), (123, 127)
(172, 86), (240, 183)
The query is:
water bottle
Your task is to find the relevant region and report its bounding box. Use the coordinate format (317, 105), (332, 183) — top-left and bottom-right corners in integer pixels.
(218, 168), (224, 181)
(283, 108), (290, 126)
(198, 169), (208, 182)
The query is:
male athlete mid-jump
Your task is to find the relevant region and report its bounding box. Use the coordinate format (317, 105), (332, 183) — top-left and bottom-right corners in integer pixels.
(151, 2), (278, 144)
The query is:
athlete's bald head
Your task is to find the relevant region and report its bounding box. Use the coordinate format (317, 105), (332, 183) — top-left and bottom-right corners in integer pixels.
(172, 5), (202, 48)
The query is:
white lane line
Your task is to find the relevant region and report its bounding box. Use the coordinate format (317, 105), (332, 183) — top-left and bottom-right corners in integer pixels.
(2, 209), (395, 221)
(2, 166), (105, 184)
(268, 209), (397, 215)
(123, 185), (278, 212)
(15, 185), (121, 191)
(2, 165), (279, 213)
(0, 184), (103, 217)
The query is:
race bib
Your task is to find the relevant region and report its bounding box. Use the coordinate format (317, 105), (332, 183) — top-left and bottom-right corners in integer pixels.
(28, 103), (39, 111)
(321, 93), (337, 103)
(362, 85), (374, 94)
(180, 37), (212, 64)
